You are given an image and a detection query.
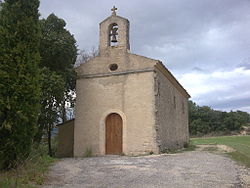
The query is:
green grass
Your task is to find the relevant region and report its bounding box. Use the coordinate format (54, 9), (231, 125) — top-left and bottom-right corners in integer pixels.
(0, 146), (56, 188)
(191, 135), (250, 168)
(83, 148), (92, 157)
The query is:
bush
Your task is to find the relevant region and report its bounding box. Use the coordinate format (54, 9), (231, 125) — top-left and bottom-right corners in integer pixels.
(0, 143), (56, 187)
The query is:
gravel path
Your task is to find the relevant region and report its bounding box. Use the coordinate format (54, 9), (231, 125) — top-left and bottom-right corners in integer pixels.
(42, 151), (250, 188)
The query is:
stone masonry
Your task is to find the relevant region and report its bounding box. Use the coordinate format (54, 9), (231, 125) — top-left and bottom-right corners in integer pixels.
(62, 7), (190, 157)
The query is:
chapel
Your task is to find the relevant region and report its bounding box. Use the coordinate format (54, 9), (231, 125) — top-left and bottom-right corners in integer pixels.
(57, 7), (190, 157)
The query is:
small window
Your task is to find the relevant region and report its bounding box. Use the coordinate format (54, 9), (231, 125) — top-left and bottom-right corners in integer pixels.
(109, 64), (118, 71)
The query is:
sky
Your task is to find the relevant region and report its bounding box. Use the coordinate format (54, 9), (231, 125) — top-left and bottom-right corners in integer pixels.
(39, 0), (250, 113)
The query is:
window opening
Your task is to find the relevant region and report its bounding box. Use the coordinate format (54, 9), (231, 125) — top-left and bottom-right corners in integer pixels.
(109, 23), (118, 46)
(109, 64), (118, 71)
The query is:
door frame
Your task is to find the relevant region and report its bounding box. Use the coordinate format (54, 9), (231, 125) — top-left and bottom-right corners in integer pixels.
(105, 113), (123, 155)
(99, 110), (126, 155)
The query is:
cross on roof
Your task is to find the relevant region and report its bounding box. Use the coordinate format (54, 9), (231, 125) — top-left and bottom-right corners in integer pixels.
(111, 6), (117, 15)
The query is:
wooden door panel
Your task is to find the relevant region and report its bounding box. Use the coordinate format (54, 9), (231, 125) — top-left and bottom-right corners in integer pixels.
(106, 113), (122, 154)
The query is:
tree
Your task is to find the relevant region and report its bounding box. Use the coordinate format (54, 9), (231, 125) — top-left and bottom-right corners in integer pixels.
(39, 13), (77, 122)
(188, 100), (250, 136)
(189, 118), (210, 135)
(35, 14), (77, 155)
(75, 47), (99, 67)
(0, 0), (41, 169)
(235, 110), (250, 126)
(36, 68), (64, 156)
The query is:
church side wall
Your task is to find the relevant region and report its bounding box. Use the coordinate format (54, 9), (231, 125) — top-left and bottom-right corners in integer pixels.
(124, 72), (158, 155)
(74, 71), (158, 157)
(154, 68), (189, 151)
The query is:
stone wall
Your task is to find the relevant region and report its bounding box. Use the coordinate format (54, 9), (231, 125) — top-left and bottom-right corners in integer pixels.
(99, 15), (130, 54)
(57, 119), (74, 157)
(154, 67), (189, 151)
(73, 11), (190, 157)
(74, 51), (159, 157)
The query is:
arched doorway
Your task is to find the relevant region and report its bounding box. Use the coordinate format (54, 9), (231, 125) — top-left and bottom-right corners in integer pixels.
(105, 113), (122, 155)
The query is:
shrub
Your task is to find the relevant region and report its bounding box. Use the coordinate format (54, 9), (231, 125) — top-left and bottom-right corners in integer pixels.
(84, 148), (92, 157)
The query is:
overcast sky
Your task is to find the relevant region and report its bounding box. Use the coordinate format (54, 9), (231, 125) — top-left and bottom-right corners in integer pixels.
(39, 0), (250, 113)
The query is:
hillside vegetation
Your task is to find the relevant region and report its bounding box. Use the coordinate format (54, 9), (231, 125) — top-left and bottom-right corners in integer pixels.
(189, 101), (250, 136)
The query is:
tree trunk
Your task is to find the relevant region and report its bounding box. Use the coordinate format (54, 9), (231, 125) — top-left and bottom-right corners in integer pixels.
(62, 99), (67, 123)
(47, 126), (52, 157)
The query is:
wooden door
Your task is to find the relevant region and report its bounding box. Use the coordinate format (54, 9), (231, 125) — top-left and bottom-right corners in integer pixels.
(105, 113), (122, 155)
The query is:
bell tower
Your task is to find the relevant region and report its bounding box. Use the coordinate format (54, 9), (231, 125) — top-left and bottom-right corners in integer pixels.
(99, 6), (130, 55)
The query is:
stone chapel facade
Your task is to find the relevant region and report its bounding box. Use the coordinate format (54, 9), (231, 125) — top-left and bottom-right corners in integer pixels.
(58, 7), (190, 157)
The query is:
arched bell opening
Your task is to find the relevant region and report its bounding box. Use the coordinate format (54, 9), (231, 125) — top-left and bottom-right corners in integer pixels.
(109, 23), (118, 46)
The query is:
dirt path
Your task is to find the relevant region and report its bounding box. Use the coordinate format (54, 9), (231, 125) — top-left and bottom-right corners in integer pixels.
(42, 151), (250, 188)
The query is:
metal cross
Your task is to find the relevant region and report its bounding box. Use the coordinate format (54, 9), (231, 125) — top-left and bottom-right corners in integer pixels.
(111, 6), (117, 15)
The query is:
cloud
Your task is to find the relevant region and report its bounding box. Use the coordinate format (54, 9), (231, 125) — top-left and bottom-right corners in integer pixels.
(178, 67), (250, 112)
(238, 57), (250, 70)
(39, 0), (250, 112)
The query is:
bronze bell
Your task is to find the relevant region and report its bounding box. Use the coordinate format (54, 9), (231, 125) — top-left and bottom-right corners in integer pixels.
(111, 35), (118, 43)
(110, 27), (118, 43)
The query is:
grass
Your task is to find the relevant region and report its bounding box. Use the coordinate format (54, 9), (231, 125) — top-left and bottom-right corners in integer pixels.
(0, 145), (56, 188)
(191, 135), (250, 168)
(84, 148), (92, 157)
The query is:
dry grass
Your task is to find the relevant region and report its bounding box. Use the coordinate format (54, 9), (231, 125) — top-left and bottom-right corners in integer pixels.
(0, 145), (56, 188)
(191, 135), (250, 168)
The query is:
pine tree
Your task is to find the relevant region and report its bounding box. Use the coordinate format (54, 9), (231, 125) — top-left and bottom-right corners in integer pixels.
(0, 0), (41, 169)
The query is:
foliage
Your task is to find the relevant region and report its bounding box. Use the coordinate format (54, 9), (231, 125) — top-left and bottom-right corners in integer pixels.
(84, 148), (92, 158)
(191, 136), (250, 168)
(39, 13), (77, 122)
(37, 13), (77, 155)
(0, 143), (56, 188)
(188, 100), (250, 136)
(35, 68), (64, 156)
(40, 13), (77, 73)
(0, 0), (41, 169)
